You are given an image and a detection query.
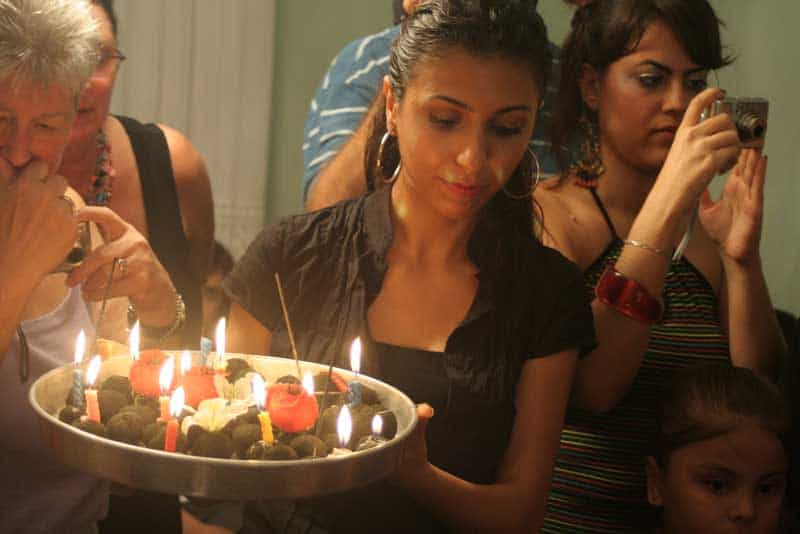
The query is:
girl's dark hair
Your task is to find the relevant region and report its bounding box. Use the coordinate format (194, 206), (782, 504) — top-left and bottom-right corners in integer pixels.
(365, 0), (550, 241)
(652, 363), (790, 467)
(553, 0), (733, 172)
(92, 0), (118, 37)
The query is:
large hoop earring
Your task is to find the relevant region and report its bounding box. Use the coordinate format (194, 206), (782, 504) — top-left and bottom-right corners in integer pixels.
(385, 162), (401, 184)
(502, 148), (540, 200)
(377, 131), (401, 184)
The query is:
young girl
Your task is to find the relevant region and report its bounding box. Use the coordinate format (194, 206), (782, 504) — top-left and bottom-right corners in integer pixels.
(646, 363), (789, 534)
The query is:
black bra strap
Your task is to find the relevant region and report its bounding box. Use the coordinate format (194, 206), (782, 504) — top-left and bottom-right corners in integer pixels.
(589, 188), (619, 239)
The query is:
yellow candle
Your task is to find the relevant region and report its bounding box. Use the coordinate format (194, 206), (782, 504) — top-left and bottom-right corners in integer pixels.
(257, 411), (274, 444)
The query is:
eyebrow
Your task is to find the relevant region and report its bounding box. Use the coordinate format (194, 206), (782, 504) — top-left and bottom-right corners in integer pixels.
(429, 95), (533, 115)
(638, 60), (708, 76)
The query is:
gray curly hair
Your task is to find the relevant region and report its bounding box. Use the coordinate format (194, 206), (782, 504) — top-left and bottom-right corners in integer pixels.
(0, 0), (99, 98)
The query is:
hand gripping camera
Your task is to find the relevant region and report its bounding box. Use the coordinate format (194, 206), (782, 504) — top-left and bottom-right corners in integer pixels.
(700, 97), (769, 149)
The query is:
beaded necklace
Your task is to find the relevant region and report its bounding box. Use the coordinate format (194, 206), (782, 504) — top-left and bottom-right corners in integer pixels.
(85, 129), (115, 206)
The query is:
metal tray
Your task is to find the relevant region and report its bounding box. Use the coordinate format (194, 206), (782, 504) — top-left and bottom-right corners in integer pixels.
(29, 353), (417, 500)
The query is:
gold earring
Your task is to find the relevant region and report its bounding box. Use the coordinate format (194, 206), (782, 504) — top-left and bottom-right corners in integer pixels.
(502, 148), (540, 200)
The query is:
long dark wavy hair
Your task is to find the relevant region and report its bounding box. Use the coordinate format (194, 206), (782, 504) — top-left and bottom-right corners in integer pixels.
(365, 0), (550, 243)
(553, 0), (733, 173)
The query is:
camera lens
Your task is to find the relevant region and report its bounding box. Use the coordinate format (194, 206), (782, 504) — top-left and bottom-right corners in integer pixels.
(737, 113), (765, 142)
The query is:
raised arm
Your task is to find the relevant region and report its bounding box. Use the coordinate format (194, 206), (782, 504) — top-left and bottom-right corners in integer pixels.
(393, 350), (577, 532)
(701, 149), (784, 377)
(0, 161), (78, 358)
(546, 88), (744, 413)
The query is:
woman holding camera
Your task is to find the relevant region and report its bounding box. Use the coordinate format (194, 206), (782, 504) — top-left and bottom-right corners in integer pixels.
(534, 0), (785, 531)
(0, 1), (180, 530)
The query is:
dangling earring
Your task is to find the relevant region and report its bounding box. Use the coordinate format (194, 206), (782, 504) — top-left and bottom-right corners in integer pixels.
(570, 116), (605, 188)
(376, 131), (401, 184)
(502, 147), (540, 200)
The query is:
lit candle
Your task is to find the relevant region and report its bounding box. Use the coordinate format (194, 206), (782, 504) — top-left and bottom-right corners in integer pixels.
(356, 414), (387, 451)
(371, 414), (383, 439)
(84, 355), (102, 423)
(164, 386), (184, 453)
(348, 338), (362, 406)
(330, 404), (353, 456)
(214, 318), (226, 370)
(71, 330), (86, 408)
(129, 321), (140, 361)
(158, 356), (175, 422)
(180, 350), (191, 383)
(252, 374), (274, 444)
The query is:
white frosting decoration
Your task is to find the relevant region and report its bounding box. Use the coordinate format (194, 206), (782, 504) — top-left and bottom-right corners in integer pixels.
(181, 397), (250, 434)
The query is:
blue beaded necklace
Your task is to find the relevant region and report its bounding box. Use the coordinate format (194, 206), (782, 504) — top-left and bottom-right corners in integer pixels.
(85, 129), (114, 206)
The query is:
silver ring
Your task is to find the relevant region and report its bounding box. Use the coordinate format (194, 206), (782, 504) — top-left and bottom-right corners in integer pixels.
(116, 257), (128, 278)
(59, 194), (76, 215)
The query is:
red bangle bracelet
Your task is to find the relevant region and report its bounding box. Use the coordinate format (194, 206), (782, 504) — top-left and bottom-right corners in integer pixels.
(595, 266), (663, 324)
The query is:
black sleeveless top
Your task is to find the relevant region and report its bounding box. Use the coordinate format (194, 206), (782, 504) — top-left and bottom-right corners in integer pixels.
(117, 115), (202, 347)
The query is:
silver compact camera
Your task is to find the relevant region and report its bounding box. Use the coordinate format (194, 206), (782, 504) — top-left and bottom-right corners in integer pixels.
(52, 222), (90, 273)
(700, 97), (769, 149)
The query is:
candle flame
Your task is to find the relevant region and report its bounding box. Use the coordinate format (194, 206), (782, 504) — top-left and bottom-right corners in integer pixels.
(129, 321), (140, 360)
(371, 414), (383, 437)
(337, 405), (352, 448)
(159, 356), (175, 394)
(252, 374), (266, 410)
(74, 329), (86, 365)
(349, 337), (362, 375)
(170, 386), (185, 418)
(302, 371), (314, 396)
(180, 350), (192, 376)
(215, 317), (226, 357)
(86, 355), (102, 387)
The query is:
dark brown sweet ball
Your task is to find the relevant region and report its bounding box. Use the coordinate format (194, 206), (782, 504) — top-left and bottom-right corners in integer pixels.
(226, 358), (254, 383)
(262, 443), (299, 461)
(144, 422), (166, 449)
(318, 405), (341, 436)
(119, 404), (160, 426)
(231, 424), (262, 458)
(101, 375), (132, 402)
(350, 404), (379, 446)
(321, 433), (340, 452)
(359, 384), (379, 405)
(276, 374), (301, 386)
(59, 404), (84, 425)
(73, 417), (105, 438)
(222, 406), (259, 435)
(190, 431), (235, 459)
(98, 389), (128, 424)
(106, 411), (144, 444)
(289, 434), (329, 458)
(134, 395), (159, 413)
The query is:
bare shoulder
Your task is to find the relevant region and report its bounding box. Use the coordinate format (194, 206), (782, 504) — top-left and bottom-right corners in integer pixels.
(157, 124), (207, 184)
(156, 123), (214, 277)
(535, 179), (610, 269)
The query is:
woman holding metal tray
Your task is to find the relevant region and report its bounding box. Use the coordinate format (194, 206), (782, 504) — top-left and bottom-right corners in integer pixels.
(0, 1), (185, 531)
(184, 1), (595, 532)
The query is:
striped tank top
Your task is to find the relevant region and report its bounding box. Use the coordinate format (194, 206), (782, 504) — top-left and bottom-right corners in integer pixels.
(542, 190), (730, 533)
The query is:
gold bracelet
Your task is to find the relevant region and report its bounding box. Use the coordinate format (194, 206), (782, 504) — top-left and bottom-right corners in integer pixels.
(623, 239), (672, 260)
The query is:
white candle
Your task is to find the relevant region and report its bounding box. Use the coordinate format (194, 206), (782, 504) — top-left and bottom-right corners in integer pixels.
(214, 318), (226, 370)
(158, 356), (175, 421)
(129, 321), (140, 361)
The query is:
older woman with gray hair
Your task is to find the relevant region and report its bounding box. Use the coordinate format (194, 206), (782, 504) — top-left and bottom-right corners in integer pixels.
(0, 0), (183, 531)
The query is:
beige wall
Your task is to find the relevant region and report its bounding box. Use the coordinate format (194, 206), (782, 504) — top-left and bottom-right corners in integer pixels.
(267, 0), (800, 314)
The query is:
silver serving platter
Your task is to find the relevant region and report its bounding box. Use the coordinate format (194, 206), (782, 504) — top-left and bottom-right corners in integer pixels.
(29, 352), (417, 500)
